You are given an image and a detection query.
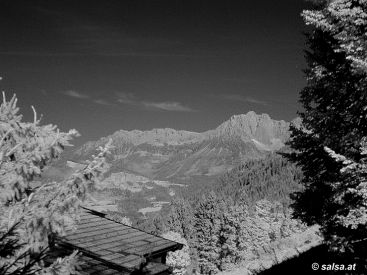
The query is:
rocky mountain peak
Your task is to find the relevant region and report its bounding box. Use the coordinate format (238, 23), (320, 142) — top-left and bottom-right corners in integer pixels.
(206, 111), (289, 145)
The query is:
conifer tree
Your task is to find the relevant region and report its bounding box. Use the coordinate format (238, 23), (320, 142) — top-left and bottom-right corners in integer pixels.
(218, 202), (248, 270)
(0, 93), (111, 274)
(323, 139), (367, 255)
(166, 198), (195, 242)
(303, 0), (367, 72)
(288, 0), (367, 259)
(194, 192), (224, 274)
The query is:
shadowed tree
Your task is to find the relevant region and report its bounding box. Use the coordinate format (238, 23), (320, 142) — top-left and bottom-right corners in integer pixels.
(287, 0), (367, 264)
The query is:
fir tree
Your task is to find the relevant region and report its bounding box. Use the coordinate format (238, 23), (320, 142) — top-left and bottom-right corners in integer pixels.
(166, 198), (195, 242)
(0, 93), (111, 274)
(194, 192), (224, 274)
(323, 139), (367, 258)
(288, 0), (367, 261)
(217, 202), (248, 270)
(303, 0), (367, 72)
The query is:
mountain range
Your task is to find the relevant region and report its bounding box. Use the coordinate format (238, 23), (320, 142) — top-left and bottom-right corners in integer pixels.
(68, 111), (296, 181)
(47, 111), (298, 216)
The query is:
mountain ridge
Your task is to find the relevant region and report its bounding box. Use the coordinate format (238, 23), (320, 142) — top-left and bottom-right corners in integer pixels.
(64, 111), (298, 184)
(74, 111), (295, 158)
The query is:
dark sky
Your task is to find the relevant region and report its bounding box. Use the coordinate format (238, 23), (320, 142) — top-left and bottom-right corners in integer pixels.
(0, 0), (310, 146)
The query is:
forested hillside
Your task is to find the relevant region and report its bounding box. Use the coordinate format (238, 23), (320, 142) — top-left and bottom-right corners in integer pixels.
(215, 155), (303, 204)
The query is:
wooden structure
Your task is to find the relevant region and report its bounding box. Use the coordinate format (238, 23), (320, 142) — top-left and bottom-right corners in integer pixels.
(51, 207), (183, 274)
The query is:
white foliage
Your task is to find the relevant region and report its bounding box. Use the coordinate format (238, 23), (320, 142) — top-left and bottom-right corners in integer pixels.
(325, 139), (367, 231)
(302, 0), (367, 72)
(161, 231), (191, 275)
(0, 93), (112, 274)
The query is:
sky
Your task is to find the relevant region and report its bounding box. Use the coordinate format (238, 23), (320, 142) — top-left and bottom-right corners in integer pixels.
(0, 0), (311, 146)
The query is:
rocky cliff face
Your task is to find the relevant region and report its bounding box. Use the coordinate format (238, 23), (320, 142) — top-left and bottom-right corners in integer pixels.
(204, 111), (290, 151)
(206, 112), (289, 141)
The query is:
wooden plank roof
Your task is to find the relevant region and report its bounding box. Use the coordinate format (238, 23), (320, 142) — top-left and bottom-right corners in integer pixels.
(56, 207), (183, 274)
(47, 246), (169, 275)
(76, 254), (127, 275)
